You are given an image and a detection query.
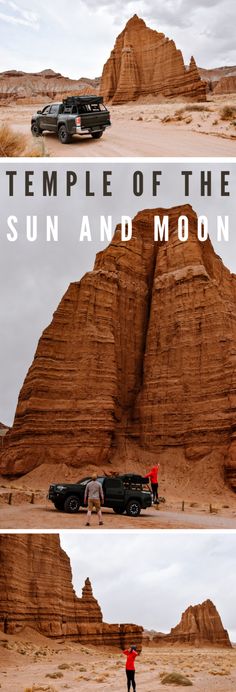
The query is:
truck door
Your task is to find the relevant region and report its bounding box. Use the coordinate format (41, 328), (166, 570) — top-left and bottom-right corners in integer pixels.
(103, 478), (124, 507)
(47, 104), (60, 129)
(39, 104), (52, 130)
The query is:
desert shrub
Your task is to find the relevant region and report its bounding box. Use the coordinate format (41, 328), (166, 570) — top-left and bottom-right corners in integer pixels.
(0, 123), (27, 156)
(185, 104), (210, 112)
(220, 105), (236, 120)
(161, 671), (193, 685)
(0, 123), (48, 156)
(45, 671), (63, 679)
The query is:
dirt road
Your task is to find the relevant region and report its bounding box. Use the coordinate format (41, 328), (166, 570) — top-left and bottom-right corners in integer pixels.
(1, 502), (236, 530)
(30, 120), (236, 157)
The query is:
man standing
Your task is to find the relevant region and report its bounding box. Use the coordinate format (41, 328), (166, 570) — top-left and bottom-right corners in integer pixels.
(144, 464), (159, 503)
(84, 473), (104, 526)
(123, 645), (138, 691)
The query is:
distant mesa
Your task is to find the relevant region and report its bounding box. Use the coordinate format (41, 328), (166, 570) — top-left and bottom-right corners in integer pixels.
(0, 68), (100, 103)
(1, 205), (236, 496)
(100, 14), (207, 103)
(149, 600), (231, 648)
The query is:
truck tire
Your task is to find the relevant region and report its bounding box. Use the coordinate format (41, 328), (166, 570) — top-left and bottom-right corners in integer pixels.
(54, 500), (65, 512)
(91, 131), (103, 139)
(126, 500), (141, 517)
(58, 125), (72, 144)
(31, 122), (42, 137)
(113, 505), (125, 514)
(64, 495), (80, 513)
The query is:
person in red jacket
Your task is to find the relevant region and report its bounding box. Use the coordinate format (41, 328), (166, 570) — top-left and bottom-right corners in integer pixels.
(123, 645), (138, 691)
(144, 464), (159, 503)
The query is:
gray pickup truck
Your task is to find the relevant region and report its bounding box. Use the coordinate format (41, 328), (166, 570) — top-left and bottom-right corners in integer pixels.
(31, 95), (111, 144)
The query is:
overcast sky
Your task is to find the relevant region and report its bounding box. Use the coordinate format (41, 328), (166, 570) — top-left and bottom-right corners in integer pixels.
(60, 532), (236, 641)
(0, 160), (236, 426)
(0, 0), (235, 77)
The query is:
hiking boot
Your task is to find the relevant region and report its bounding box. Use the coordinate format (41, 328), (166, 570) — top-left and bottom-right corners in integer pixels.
(85, 522), (90, 526)
(99, 521), (103, 525)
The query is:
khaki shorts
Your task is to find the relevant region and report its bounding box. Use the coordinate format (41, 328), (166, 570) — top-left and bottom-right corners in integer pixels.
(88, 498), (101, 512)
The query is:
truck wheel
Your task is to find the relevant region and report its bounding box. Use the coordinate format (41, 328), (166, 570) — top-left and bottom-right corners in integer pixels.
(58, 126), (72, 144)
(64, 495), (80, 513)
(31, 122), (42, 137)
(113, 505), (125, 514)
(91, 131), (103, 139)
(54, 500), (65, 512)
(126, 500), (141, 517)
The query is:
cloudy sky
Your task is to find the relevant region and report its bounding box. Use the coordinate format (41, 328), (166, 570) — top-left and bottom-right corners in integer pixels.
(60, 532), (236, 641)
(0, 0), (235, 77)
(0, 160), (236, 426)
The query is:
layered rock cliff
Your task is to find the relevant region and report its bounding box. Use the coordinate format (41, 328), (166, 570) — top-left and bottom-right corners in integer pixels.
(160, 600), (231, 647)
(1, 204), (236, 493)
(214, 76), (236, 94)
(0, 534), (143, 649)
(100, 15), (206, 103)
(0, 69), (99, 103)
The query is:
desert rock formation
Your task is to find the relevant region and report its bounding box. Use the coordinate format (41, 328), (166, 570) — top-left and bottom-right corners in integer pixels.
(214, 76), (236, 94)
(163, 600), (231, 647)
(0, 534), (143, 649)
(2, 204), (236, 492)
(0, 69), (99, 103)
(100, 15), (206, 103)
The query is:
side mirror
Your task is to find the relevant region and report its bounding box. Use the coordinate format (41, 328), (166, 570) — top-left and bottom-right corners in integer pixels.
(37, 110), (42, 114)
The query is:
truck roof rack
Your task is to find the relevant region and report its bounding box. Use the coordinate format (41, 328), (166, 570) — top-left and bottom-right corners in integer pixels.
(62, 95), (103, 105)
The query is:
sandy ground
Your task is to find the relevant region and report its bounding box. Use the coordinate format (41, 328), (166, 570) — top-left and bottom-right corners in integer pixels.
(1, 96), (236, 156)
(1, 497), (236, 530)
(1, 630), (236, 691)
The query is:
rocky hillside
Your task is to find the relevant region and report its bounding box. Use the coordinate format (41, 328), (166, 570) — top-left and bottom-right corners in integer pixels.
(0, 69), (99, 103)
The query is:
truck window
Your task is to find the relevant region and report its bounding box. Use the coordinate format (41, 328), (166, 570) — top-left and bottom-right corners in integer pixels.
(50, 105), (59, 114)
(42, 105), (51, 114)
(104, 479), (122, 489)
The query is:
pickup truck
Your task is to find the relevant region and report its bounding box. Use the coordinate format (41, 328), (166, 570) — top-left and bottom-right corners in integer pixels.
(48, 474), (152, 517)
(31, 95), (111, 144)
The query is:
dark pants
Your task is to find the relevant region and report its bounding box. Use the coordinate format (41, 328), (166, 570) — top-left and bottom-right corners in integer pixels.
(151, 482), (158, 502)
(126, 669), (136, 691)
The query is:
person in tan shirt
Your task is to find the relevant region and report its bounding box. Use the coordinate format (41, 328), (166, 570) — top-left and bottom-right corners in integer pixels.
(84, 473), (104, 526)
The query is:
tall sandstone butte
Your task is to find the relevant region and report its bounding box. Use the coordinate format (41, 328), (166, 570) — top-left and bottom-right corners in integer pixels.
(0, 534), (143, 649)
(153, 600), (231, 648)
(100, 15), (206, 103)
(1, 204), (236, 493)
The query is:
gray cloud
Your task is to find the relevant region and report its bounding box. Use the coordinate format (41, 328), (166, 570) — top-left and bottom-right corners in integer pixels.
(61, 533), (236, 640)
(0, 0), (235, 75)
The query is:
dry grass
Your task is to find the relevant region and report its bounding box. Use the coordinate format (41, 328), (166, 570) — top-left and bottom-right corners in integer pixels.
(220, 105), (236, 120)
(185, 104), (210, 112)
(45, 671), (63, 679)
(0, 123), (48, 156)
(161, 671), (193, 685)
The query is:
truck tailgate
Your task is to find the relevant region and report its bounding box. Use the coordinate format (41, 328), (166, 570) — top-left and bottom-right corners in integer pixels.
(80, 112), (110, 130)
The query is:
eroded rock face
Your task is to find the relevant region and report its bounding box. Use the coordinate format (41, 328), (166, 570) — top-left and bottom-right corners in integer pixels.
(100, 15), (206, 103)
(1, 204), (236, 492)
(0, 69), (99, 103)
(214, 76), (236, 94)
(0, 534), (143, 649)
(165, 600), (231, 647)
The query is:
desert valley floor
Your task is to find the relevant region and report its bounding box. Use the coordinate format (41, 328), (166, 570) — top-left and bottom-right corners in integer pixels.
(1, 631), (236, 692)
(1, 98), (236, 157)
